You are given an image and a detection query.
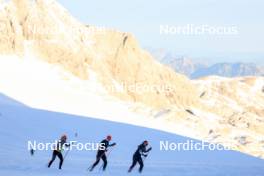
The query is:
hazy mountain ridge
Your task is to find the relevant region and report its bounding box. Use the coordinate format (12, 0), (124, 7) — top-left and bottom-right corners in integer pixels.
(149, 50), (264, 79)
(191, 62), (264, 79)
(162, 56), (208, 77)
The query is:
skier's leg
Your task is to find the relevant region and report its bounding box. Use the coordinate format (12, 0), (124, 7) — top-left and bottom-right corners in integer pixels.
(48, 151), (56, 168)
(138, 157), (144, 173)
(57, 152), (64, 169)
(102, 154), (108, 171)
(90, 155), (101, 171)
(128, 156), (138, 172)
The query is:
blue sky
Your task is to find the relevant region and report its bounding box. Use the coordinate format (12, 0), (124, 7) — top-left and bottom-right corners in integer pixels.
(57, 0), (264, 63)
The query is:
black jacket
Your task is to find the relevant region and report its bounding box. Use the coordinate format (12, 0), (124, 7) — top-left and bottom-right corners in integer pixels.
(98, 139), (115, 153)
(55, 139), (70, 152)
(134, 143), (151, 157)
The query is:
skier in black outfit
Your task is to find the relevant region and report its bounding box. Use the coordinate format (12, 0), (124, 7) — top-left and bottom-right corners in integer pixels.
(128, 140), (152, 173)
(89, 135), (116, 172)
(48, 134), (70, 169)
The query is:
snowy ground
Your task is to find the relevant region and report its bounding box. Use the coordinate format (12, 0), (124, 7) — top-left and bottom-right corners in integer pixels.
(0, 55), (164, 127)
(0, 54), (214, 139)
(1, 94), (264, 176)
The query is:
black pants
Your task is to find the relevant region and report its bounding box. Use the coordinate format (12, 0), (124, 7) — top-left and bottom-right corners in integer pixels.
(48, 150), (63, 169)
(129, 154), (144, 173)
(91, 151), (107, 171)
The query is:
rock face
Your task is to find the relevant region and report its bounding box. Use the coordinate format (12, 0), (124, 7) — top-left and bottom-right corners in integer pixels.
(0, 0), (199, 109)
(0, 0), (91, 78)
(192, 76), (264, 157)
(0, 0), (264, 159)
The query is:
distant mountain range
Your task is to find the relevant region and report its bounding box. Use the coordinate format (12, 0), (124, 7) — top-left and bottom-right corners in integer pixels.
(191, 62), (264, 79)
(149, 50), (264, 79)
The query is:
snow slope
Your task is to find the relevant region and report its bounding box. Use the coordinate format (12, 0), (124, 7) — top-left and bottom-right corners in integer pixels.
(0, 94), (264, 176)
(0, 54), (200, 139)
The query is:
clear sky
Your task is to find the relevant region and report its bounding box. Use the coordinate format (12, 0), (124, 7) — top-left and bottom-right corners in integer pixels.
(57, 0), (264, 63)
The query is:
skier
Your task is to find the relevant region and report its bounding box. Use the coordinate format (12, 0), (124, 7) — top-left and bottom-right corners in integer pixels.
(89, 135), (116, 172)
(128, 140), (152, 173)
(48, 134), (70, 169)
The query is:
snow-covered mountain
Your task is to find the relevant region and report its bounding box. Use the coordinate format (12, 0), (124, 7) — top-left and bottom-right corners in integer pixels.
(0, 0), (264, 162)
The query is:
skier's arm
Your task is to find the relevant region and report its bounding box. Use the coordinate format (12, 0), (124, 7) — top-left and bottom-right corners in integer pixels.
(141, 147), (152, 156)
(64, 141), (75, 147)
(65, 141), (77, 147)
(109, 142), (116, 147)
(141, 147), (151, 157)
(142, 146), (152, 153)
(146, 147), (152, 153)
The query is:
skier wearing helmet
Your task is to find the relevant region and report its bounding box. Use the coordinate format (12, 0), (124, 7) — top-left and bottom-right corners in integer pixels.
(89, 135), (116, 172)
(48, 134), (70, 169)
(128, 140), (152, 173)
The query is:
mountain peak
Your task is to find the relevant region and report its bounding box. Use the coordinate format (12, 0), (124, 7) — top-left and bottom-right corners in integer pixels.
(0, 0), (199, 108)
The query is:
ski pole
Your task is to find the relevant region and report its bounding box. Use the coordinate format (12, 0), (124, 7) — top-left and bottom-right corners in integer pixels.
(63, 140), (76, 161)
(106, 146), (115, 157)
(143, 146), (152, 162)
(143, 155), (148, 162)
(63, 149), (70, 160)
